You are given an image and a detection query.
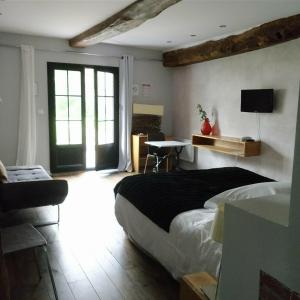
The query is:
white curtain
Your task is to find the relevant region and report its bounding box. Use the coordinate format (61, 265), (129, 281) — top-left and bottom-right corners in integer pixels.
(16, 45), (36, 166)
(118, 55), (134, 172)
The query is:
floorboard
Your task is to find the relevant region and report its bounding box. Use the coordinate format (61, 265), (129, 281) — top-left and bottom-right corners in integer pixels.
(1, 171), (179, 299)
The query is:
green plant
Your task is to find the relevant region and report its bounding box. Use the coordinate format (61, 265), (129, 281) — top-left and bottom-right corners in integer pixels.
(196, 104), (207, 121)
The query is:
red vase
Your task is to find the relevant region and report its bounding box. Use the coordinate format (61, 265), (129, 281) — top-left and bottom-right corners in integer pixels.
(201, 118), (212, 135)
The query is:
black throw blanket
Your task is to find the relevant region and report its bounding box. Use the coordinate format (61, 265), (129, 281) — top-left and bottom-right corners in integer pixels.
(114, 167), (274, 232)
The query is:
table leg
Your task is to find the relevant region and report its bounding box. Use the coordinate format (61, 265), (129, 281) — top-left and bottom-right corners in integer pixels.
(174, 146), (184, 170)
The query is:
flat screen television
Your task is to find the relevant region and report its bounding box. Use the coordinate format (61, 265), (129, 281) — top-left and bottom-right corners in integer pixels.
(241, 89), (274, 113)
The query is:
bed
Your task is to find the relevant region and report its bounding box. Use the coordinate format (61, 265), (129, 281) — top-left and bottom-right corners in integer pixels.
(114, 167), (289, 279)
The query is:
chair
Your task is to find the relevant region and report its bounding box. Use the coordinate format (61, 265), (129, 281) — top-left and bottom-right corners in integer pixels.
(144, 132), (170, 173)
(1, 224), (58, 300)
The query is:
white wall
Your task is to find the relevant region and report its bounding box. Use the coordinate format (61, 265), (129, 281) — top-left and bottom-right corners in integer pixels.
(133, 60), (173, 134)
(171, 39), (300, 181)
(220, 203), (298, 299)
(0, 46), (20, 165)
(0, 32), (172, 169)
(219, 94), (300, 298)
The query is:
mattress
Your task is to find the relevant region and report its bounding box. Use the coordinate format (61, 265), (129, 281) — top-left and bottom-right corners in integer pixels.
(115, 193), (222, 279)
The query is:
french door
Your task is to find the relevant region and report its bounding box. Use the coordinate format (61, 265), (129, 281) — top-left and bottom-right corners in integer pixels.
(94, 67), (119, 170)
(48, 63), (119, 173)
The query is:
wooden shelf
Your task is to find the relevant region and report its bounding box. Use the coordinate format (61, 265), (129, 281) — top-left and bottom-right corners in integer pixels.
(132, 134), (148, 172)
(192, 134), (261, 157)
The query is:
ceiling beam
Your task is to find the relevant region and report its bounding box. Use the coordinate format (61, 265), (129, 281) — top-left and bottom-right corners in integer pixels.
(69, 0), (182, 48)
(163, 13), (300, 67)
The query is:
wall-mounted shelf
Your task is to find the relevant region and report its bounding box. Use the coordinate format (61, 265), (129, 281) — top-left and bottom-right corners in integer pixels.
(192, 134), (261, 157)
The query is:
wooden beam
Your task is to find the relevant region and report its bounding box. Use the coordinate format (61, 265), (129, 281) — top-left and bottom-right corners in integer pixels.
(163, 13), (300, 67)
(69, 0), (182, 48)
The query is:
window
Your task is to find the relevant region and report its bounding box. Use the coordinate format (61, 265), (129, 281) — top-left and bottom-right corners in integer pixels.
(54, 70), (82, 145)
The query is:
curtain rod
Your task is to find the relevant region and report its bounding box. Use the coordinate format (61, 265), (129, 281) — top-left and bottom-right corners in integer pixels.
(0, 43), (162, 62)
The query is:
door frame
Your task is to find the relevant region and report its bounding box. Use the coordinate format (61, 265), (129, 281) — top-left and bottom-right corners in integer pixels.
(47, 62), (86, 173)
(47, 62), (119, 173)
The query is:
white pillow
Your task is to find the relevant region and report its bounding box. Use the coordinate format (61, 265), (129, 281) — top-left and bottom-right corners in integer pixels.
(204, 181), (291, 209)
(0, 160), (8, 183)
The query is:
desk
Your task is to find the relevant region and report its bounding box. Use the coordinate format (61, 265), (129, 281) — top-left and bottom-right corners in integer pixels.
(145, 140), (190, 171)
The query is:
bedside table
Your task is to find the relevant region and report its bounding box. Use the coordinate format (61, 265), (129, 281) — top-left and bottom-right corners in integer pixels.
(180, 272), (217, 300)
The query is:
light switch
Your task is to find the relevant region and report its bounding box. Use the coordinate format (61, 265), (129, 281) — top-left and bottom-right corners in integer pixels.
(132, 84), (139, 96)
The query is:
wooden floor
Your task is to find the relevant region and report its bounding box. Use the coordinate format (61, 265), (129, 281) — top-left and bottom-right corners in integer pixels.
(1, 171), (179, 300)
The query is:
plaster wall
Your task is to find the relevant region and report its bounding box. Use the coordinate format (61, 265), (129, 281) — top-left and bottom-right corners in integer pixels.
(171, 39), (300, 181)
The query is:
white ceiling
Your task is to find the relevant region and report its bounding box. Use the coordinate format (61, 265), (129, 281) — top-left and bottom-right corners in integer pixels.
(1, 0), (300, 51)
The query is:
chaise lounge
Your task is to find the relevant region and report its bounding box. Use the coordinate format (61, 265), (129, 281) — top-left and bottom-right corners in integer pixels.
(0, 163), (68, 225)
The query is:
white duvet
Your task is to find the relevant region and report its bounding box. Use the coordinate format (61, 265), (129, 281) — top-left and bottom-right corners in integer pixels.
(115, 194), (222, 279)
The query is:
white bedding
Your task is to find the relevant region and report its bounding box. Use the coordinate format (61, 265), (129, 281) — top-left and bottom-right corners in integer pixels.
(115, 181), (291, 280)
(115, 193), (222, 279)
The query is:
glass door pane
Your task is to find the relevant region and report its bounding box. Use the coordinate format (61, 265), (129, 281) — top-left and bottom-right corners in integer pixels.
(54, 70), (83, 145)
(97, 71), (115, 145)
(95, 67), (119, 170)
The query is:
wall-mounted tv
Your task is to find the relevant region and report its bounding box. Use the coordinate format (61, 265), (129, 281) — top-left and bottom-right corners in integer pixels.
(241, 89), (274, 113)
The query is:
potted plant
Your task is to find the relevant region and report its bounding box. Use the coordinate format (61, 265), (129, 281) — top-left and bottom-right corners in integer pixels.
(196, 104), (212, 135)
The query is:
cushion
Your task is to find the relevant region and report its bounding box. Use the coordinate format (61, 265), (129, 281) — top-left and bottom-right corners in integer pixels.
(0, 160), (8, 183)
(6, 166), (51, 183)
(204, 181), (291, 209)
